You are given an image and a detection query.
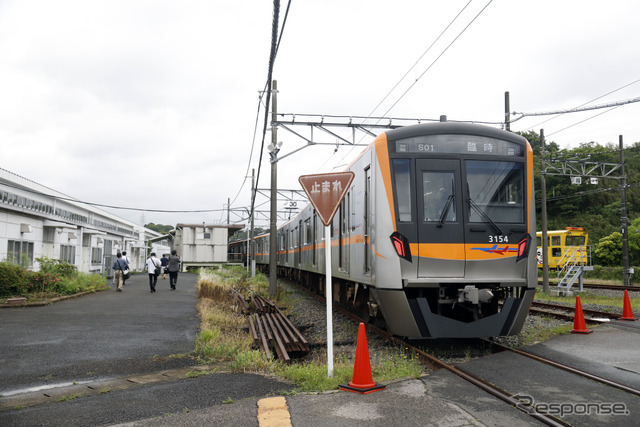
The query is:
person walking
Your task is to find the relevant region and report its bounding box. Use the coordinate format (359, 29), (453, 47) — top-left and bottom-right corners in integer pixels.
(160, 254), (169, 279)
(145, 252), (161, 293)
(167, 250), (181, 290)
(121, 251), (131, 286)
(112, 252), (127, 292)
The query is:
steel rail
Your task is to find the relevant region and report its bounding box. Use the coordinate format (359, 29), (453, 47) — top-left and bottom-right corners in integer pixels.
(487, 340), (640, 397)
(287, 278), (570, 426)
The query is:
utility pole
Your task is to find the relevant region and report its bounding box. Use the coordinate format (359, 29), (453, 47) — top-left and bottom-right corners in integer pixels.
(540, 129), (549, 293)
(269, 80), (278, 297)
(227, 198), (230, 225)
(250, 168), (256, 277)
(620, 135), (631, 287)
(505, 91), (511, 132)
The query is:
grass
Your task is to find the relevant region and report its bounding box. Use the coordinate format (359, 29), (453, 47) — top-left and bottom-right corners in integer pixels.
(534, 290), (639, 312)
(193, 266), (426, 392)
(195, 266), (629, 391)
(57, 394), (80, 402)
(518, 319), (575, 344)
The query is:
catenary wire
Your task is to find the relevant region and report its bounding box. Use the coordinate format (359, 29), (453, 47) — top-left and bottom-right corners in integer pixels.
(521, 77), (640, 131)
(324, 0), (491, 172)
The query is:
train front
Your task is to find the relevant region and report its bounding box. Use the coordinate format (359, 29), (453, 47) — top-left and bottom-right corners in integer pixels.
(371, 122), (536, 339)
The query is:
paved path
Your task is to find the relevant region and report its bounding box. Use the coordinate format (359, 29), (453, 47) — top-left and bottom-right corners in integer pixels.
(0, 272), (292, 426)
(1, 273), (202, 394)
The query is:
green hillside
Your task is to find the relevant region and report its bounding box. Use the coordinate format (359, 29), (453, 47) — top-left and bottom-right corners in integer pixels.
(522, 130), (640, 268)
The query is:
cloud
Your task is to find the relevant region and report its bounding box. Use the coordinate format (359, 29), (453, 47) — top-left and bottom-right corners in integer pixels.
(1, 0), (639, 229)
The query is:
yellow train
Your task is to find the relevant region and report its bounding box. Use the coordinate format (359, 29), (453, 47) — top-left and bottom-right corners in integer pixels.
(536, 227), (589, 269)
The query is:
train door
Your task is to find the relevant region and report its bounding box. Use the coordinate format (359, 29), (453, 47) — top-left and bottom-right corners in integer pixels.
(364, 166), (372, 275)
(416, 159), (465, 277)
(297, 221), (302, 266)
(339, 194), (350, 272)
(312, 212), (317, 267)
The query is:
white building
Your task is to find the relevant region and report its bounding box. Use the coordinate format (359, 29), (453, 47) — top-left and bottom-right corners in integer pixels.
(0, 167), (168, 275)
(172, 223), (243, 271)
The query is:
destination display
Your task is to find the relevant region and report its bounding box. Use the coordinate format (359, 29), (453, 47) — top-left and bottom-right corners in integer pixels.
(395, 134), (524, 157)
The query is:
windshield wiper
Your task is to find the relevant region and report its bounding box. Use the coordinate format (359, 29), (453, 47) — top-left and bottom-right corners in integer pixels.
(467, 197), (503, 235)
(437, 194), (454, 227)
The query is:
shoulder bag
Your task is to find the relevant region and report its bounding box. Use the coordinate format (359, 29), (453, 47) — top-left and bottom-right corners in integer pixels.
(120, 259), (130, 280)
(152, 258), (161, 276)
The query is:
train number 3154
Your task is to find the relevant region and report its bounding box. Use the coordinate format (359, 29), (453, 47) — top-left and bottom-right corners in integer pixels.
(489, 235), (508, 243)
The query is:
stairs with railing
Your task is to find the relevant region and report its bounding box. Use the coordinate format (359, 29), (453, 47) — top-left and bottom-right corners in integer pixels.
(557, 245), (593, 292)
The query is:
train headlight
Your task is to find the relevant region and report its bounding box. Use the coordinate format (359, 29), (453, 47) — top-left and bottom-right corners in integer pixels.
(390, 232), (412, 262)
(516, 233), (532, 262)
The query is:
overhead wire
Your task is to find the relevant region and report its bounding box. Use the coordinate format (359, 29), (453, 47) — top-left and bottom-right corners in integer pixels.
(0, 181), (226, 213)
(538, 182), (640, 204)
(251, 0), (282, 224)
(326, 0), (493, 172)
(378, 0), (493, 119)
(520, 77), (640, 131)
(233, 0), (293, 213)
(547, 105), (625, 137)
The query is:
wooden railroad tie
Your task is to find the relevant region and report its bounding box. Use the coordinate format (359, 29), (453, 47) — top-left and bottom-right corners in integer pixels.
(244, 295), (310, 362)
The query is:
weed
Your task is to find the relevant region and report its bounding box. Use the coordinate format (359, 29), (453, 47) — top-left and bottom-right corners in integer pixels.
(57, 394), (80, 402)
(185, 370), (210, 378)
(535, 290), (638, 311)
(99, 387), (111, 394)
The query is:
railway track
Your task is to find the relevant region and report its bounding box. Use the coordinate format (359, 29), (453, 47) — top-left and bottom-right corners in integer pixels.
(485, 340), (640, 397)
(287, 277), (640, 425)
(290, 279), (570, 426)
(530, 300), (621, 322)
(538, 281), (640, 292)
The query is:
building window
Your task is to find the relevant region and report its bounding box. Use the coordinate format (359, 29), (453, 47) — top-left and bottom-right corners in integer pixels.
(7, 240), (34, 268)
(91, 247), (102, 264)
(60, 245), (76, 264)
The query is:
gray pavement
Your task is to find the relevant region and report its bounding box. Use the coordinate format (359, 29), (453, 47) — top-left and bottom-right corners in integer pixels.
(0, 272), (202, 394)
(0, 272), (293, 426)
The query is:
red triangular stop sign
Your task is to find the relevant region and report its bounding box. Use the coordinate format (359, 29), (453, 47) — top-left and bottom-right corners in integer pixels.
(299, 172), (355, 226)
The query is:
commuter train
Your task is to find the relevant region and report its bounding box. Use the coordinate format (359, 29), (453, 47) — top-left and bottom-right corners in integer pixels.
(230, 121), (537, 339)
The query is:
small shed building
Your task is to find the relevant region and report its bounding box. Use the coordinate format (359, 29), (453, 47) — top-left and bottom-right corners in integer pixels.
(172, 223), (244, 271)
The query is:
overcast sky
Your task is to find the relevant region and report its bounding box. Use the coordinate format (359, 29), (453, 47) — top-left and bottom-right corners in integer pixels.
(1, 0), (639, 229)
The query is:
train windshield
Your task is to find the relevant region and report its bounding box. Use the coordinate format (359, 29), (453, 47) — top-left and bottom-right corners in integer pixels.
(466, 160), (524, 223)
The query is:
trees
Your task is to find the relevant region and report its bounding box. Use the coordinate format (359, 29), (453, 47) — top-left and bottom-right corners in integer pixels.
(230, 227), (267, 242)
(144, 223), (174, 234)
(523, 130), (640, 270)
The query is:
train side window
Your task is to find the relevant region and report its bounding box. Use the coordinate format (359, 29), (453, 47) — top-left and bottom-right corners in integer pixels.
(393, 159), (412, 222)
(566, 236), (585, 246)
(551, 236), (561, 246)
(305, 218), (311, 244)
(552, 248), (561, 257)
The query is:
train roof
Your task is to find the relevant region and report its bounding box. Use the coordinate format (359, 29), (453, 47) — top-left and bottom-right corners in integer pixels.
(536, 227), (586, 235)
(385, 122), (528, 144)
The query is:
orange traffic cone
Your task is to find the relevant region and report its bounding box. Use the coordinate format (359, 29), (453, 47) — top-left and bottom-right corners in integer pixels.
(571, 295), (593, 334)
(339, 323), (386, 394)
(619, 290), (638, 321)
